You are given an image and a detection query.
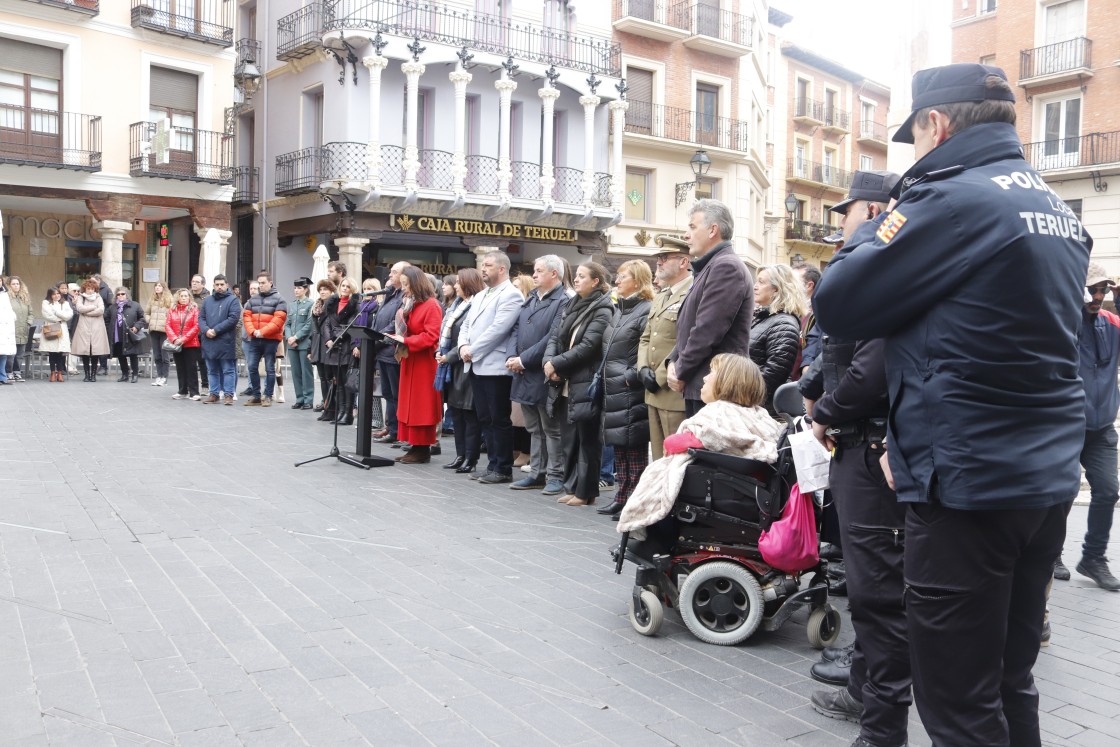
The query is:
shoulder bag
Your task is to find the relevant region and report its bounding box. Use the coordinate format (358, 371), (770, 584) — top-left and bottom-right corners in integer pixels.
(42, 322), (62, 340)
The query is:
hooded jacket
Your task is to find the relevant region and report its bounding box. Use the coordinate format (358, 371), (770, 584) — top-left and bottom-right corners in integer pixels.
(198, 290), (243, 358)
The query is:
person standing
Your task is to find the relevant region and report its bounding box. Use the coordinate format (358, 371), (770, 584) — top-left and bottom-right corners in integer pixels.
(372, 262), (408, 444)
(457, 251), (523, 484)
(507, 255), (569, 494)
(60, 282), (80, 376)
(72, 279), (110, 382)
(198, 275), (242, 405)
(748, 265), (806, 413)
(6, 277), (32, 381)
(667, 199), (753, 416)
(106, 287), (148, 383)
(92, 273), (112, 375)
(190, 274), (211, 392)
(285, 276), (316, 410)
(0, 279), (14, 385)
(40, 287), (73, 382)
(638, 236), (693, 460)
(166, 289), (201, 400)
(146, 281), (173, 386)
(437, 269), (483, 472)
(813, 63), (1091, 746)
(309, 280), (337, 420)
(242, 271), (288, 407)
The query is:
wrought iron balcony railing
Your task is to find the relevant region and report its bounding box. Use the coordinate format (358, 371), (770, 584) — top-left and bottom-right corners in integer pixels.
(785, 219), (834, 244)
(465, 155), (499, 194)
(1020, 37), (1091, 81)
(129, 121), (232, 183)
(858, 120), (888, 143)
(511, 161), (541, 199)
(231, 166), (259, 204)
(323, 0), (622, 77)
(277, 2), (325, 60)
(275, 147), (324, 195)
(0, 106), (101, 171)
(793, 98), (850, 130)
(614, 0), (687, 29)
(236, 37), (261, 69)
(617, 100), (749, 151)
(22, 0), (99, 15)
(788, 158), (853, 190)
(675, 1), (752, 46)
(1024, 131), (1120, 172)
(131, 0), (233, 46)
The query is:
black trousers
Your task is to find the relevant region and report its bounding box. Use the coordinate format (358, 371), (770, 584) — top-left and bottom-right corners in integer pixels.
(557, 396), (601, 501)
(832, 442), (910, 746)
(449, 405), (480, 462)
(471, 373), (513, 476)
(906, 499), (1068, 747)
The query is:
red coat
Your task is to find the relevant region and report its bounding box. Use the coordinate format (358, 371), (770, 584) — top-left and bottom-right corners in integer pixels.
(397, 297), (443, 427)
(166, 303), (200, 348)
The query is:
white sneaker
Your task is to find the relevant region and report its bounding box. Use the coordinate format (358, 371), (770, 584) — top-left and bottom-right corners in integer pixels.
(276, 390), (286, 403)
(158, 377), (167, 386)
(521, 465), (532, 473)
(232, 391), (238, 401)
(150, 378), (159, 386)
(172, 393), (184, 400)
(190, 394), (202, 401)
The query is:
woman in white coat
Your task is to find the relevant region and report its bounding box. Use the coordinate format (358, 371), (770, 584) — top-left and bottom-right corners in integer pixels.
(41, 286), (74, 382)
(0, 279), (15, 385)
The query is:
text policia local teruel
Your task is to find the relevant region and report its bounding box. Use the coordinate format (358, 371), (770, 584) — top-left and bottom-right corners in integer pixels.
(392, 214), (578, 243)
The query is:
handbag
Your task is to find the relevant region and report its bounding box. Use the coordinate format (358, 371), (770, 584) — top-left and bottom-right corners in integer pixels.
(42, 322), (62, 340)
(162, 339), (183, 353)
(758, 484), (820, 573)
(128, 327), (149, 343)
(345, 367), (361, 394)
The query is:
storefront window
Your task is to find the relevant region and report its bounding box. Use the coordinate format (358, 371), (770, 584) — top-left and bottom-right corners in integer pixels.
(64, 241), (138, 293)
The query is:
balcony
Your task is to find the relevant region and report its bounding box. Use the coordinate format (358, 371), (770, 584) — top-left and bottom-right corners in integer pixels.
(322, 0), (622, 77)
(231, 166), (259, 205)
(275, 147), (323, 195)
(617, 100), (749, 152)
(129, 121), (232, 183)
(612, 0), (688, 43)
(1024, 131), (1120, 174)
(0, 106), (101, 171)
(131, 0), (233, 47)
(277, 2), (324, 61)
(1019, 37), (1092, 89)
(787, 158), (853, 192)
(793, 98), (849, 133)
(22, 0), (99, 15)
(677, 2), (753, 58)
(857, 120), (889, 148)
(785, 219), (834, 245)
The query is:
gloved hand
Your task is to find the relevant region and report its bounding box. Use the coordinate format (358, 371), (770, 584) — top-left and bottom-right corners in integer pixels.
(663, 430), (704, 455)
(638, 366), (659, 393)
(623, 367), (639, 388)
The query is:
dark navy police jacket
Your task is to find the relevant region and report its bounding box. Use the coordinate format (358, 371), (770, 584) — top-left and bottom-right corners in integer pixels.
(1080, 309), (1120, 431)
(813, 122), (1091, 510)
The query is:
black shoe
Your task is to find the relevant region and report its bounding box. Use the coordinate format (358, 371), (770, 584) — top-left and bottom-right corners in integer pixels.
(391, 441), (408, 449)
(596, 501), (625, 516)
(430, 444), (442, 456)
(1053, 558), (1071, 581)
(291, 402), (304, 409)
(443, 457), (466, 470)
(820, 542), (843, 561)
(130, 374), (138, 383)
(1076, 556), (1120, 591)
(313, 404), (325, 412)
(117, 374), (129, 382)
(240, 387), (253, 395)
(316, 411), (335, 422)
(336, 413), (354, 426)
(810, 687), (863, 723)
(850, 737), (906, 747)
(820, 642), (855, 663)
(478, 472), (512, 485)
(301, 403), (313, 410)
(810, 651), (853, 686)
(455, 461), (477, 474)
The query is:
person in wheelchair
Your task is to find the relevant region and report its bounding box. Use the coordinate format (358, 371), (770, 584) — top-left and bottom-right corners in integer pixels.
(617, 353), (783, 542)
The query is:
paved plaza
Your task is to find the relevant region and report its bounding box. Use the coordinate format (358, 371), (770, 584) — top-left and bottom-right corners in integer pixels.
(0, 376), (1117, 746)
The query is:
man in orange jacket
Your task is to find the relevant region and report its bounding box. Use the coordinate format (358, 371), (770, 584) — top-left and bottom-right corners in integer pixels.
(242, 270), (288, 407)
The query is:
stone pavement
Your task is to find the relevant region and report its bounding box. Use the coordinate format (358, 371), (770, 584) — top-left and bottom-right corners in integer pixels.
(0, 376), (1117, 746)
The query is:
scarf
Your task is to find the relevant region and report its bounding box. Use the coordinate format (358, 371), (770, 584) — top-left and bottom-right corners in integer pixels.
(555, 289), (606, 353)
(114, 299), (127, 343)
(434, 297), (472, 391)
(394, 295), (415, 361)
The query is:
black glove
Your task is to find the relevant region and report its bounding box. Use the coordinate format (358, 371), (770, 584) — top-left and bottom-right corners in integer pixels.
(638, 366), (659, 393)
(623, 367), (639, 388)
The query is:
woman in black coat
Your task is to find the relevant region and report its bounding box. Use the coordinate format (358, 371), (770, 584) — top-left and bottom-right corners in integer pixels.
(543, 261), (615, 507)
(309, 280), (336, 418)
(105, 286), (148, 383)
(435, 268), (484, 472)
(598, 260), (654, 517)
(749, 264), (807, 413)
(323, 277), (360, 425)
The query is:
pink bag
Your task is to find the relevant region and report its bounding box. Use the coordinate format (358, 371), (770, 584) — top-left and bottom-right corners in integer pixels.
(758, 484), (819, 573)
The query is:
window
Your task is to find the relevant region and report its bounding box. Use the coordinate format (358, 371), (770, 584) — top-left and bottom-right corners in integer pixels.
(696, 83), (719, 147)
(823, 89), (838, 127)
(694, 177), (718, 201)
(475, 0), (508, 49)
(860, 154), (873, 171)
(794, 141), (808, 178)
(302, 87), (323, 148)
(626, 67), (654, 135)
(149, 66), (199, 175)
(696, 0), (720, 37)
(1039, 0), (1086, 74)
(823, 148), (836, 184)
(0, 39), (62, 163)
(542, 0), (573, 61)
(510, 100), (522, 161)
(979, 54), (996, 66)
(980, 0), (997, 13)
(860, 100), (876, 136)
(466, 93), (480, 156)
(1041, 94), (1081, 168)
(1065, 198), (1082, 220)
(624, 168), (650, 222)
(795, 78), (810, 117)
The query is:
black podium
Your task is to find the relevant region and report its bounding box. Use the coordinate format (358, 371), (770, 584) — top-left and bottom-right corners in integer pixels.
(346, 328), (394, 468)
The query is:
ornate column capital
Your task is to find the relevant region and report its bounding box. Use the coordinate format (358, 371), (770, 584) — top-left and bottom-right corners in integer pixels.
(495, 79), (518, 94)
(362, 55), (389, 72)
(449, 70), (473, 86)
(401, 61), (426, 77)
(608, 99), (630, 113)
(538, 86), (562, 102)
(579, 94), (601, 108)
(92, 220), (132, 237)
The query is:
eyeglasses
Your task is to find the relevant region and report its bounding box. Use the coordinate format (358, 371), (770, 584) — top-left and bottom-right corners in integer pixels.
(1088, 284), (1112, 296)
(116, 292), (128, 296)
(655, 254), (687, 263)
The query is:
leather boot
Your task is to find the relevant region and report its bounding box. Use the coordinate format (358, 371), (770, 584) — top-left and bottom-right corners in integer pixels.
(397, 446), (431, 464)
(317, 410), (335, 422)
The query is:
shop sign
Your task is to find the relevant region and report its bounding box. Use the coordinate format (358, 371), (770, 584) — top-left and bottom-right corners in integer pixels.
(391, 214), (578, 243)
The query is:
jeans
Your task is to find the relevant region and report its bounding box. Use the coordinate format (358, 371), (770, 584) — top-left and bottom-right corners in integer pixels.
(0, 354), (7, 382)
(11, 342), (25, 374)
(205, 356), (238, 396)
(600, 444), (615, 483)
(245, 338), (279, 397)
(1080, 425), (1119, 559)
(522, 402), (564, 482)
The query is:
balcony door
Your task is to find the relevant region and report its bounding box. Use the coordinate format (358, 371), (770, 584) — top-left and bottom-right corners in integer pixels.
(1041, 95), (1081, 169)
(626, 68), (654, 136)
(0, 39), (62, 165)
(696, 83), (719, 148)
(696, 0), (721, 37)
(149, 66), (198, 178)
(1039, 0), (1085, 75)
(475, 0), (509, 53)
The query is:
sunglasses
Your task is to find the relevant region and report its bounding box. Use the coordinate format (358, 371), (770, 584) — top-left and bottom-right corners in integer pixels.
(116, 292), (128, 296)
(1088, 284), (1112, 296)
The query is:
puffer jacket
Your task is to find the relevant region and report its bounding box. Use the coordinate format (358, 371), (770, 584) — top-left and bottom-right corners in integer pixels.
(749, 306), (801, 412)
(243, 288), (288, 341)
(544, 290), (615, 423)
(146, 297), (171, 333)
(323, 294), (358, 366)
(166, 303), (200, 349)
(602, 295), (651, 448)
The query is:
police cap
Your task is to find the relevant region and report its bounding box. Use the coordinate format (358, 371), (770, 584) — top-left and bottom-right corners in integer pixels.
(829, 170), (902, 215)
(293, 276), (312, 288)
(893, 63), (1016, 144)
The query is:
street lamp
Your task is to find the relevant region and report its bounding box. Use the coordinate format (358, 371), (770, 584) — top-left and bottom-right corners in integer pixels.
(675, 149), (713, 207)
(784, 192), (799, 218)
(790, 252), (804, 265)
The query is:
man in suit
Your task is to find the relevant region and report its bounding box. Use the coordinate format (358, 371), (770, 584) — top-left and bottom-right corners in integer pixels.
(667, 199), (753, 415)
(458, 251), (524, 484)
(638, 235), (692, 459)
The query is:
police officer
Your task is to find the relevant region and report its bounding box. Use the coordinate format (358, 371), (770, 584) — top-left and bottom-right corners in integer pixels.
(814, 64), (1091, 747)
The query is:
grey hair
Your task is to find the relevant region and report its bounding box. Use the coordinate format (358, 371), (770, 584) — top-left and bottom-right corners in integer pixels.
(534, 254), (564, 276)
(484, 250), (511, 271)
(690, 198), (734, 241)
(114, 286), (132, 301)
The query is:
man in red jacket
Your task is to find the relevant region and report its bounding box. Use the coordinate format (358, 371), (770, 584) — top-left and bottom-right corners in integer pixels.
(242, 270), (288, 407)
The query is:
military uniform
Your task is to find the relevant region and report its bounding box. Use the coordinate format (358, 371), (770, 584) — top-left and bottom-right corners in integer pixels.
(814, 64), (1092, 746)
(638, 274), (692, 459)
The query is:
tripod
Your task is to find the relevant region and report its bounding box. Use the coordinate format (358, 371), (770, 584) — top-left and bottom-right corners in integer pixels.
(294, 374), (369, 470)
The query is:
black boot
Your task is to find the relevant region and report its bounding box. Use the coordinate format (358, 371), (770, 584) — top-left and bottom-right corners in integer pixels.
(443, 456), (466, 470)
(117, 373), (129, 382)
(1076, 556), (1120, 591)
(317, 410), (335, 422)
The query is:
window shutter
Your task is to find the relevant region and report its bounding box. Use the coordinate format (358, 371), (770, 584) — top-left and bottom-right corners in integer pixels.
(0, 39), (62, 79)
(150, 67), (198, 113)
(627, 68), (653, 103)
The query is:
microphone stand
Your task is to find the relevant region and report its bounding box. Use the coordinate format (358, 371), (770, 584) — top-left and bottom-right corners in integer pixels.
(295, 303), (374, 471)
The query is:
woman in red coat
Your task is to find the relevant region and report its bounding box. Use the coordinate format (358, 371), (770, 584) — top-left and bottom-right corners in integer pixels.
(166, 288), (202, 400)
(385, 266), (444, 464)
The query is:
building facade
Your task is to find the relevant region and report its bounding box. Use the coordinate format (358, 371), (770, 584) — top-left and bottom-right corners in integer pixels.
(235, 0), (625, 285)
(951, 0), (1120, 271)
(0, 1), (235, 305)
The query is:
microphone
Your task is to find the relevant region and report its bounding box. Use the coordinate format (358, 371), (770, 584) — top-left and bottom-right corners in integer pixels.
(361, 288), (391, 297)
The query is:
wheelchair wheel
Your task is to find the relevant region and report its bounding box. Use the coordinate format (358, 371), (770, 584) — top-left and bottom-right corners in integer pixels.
(678, 561), (764, 646)
(628, 589), (664, 636)
(807, 604), (842, 649)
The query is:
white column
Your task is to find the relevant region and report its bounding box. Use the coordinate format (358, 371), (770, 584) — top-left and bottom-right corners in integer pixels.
(334, 237), (369, 279)
(468, 241), (509, 268)
(402, 61), (426, 191)
(194, 226), (234, 276)
(450, 69), (473, 196)
(363, 55), (389, 190)
(495, 77), (518, 199)
(93, 220), (131, 291)
(608, 99), (629, 212)
(538, 86), (561, 201)
(579, 94), (601, 206)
